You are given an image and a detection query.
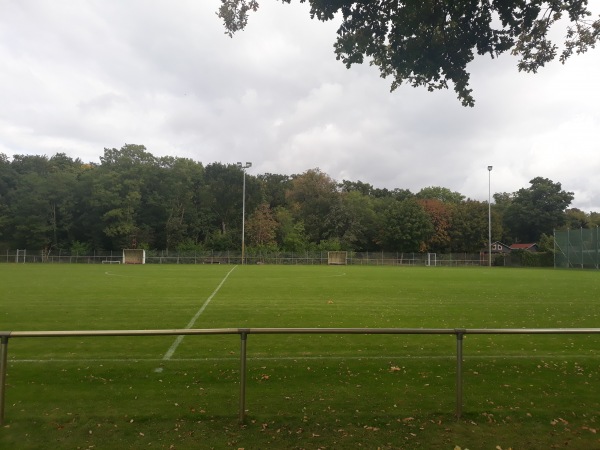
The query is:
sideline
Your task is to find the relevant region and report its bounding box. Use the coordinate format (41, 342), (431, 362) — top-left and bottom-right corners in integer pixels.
(159, 265), (238, 365)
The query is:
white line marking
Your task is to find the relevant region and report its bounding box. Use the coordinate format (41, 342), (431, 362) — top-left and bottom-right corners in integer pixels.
(161, 266), (237, 362)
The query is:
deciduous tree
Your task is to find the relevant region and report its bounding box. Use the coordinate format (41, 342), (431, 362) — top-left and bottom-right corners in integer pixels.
(448, 199), (491, 252)
(564, 207), (589, 229)
(418, 198), (452, 252)
(286, 168), (338, 243)
(378, 198), (433, 252)
(246, 203), (279, 248)
(324, 190), (378, 251)
(503, 177), (574, 242)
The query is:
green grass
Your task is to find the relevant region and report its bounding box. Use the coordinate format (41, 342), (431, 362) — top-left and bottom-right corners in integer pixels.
(2, 264), (600, 449)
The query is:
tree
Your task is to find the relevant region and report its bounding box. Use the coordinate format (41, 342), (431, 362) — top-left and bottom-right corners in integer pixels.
(72, 145), (158, 250)
(7, 173), (53, 249)
(324, 190), (378, 251)
(538, 232), (555, 252)
(6, 155), (80, 251)
(0, 154), (15, 244)
(151, 157), (207, 251)
(100, 144), (156, 167)
(246, 203), (279, 248)
(418, 198), (452, 252)
(448, 200), (492, 252)
(564, 207), (589, 229)
(97, 145), (156, 248)
(218, 0), (600, 106)
(589, 211), (600, 227)
(10, 154), (51, 176)
(378, 198), (433, 252)
(503, 177), (574, 242)
(274, 207), (308, 251)
(285, 168), (338, 243)
(204, 163), (243, 235)
(257, 173), (292, 208)
(416, 186), (465, 204)
(339, 179), (374, 196)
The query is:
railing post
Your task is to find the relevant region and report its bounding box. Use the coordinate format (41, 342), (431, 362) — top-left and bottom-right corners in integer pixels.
(455, 329), (466, 419)
(239, 329), (249, 424)
(0, 333), (9, 426)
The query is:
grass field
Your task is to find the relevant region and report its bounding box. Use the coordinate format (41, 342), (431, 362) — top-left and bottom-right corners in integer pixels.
(1, 263), (600, 449)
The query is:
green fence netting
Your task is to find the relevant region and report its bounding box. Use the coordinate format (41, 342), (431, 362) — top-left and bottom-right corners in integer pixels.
(554, 228), (600, 269)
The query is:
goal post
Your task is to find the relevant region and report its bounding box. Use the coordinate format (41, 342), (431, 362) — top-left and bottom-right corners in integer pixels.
(123, 249), (146, 264)
(328, 251), (347, 265)
(427, 253), (437, 267)
(15, 249), (26, 263)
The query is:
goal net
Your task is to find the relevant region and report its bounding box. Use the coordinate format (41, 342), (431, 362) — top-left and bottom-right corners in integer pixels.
(328, 251), (348, 265)
(123, 249), (146, 264)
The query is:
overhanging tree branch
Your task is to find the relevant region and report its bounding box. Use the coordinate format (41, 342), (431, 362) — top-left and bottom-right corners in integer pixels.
(217, 0), (600, 106)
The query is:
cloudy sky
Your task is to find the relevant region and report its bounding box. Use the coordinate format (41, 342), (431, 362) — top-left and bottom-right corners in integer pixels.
(1, 1), (599, 211)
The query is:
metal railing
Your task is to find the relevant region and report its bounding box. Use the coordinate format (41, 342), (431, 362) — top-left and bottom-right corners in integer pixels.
(2, 327), (600, 425)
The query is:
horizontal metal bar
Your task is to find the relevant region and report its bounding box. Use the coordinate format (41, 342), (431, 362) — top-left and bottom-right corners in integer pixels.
(8, 329), (241, 338)
(4, 327), (600, 426)
(6, 327), (600, 339)
(240, 328), (458, 335)
(465, 328), (600, 335)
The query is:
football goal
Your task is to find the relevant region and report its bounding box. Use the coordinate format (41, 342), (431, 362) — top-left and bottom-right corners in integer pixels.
(15, 249), (26, 263)
(123, 249), (146, 264)
(427, 253), (437, 267)
(328, 251), (348, 265)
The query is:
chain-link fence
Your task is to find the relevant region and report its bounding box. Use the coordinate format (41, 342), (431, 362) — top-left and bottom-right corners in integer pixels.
(2, 249), (485, 266)
(555, 228), (600, 269)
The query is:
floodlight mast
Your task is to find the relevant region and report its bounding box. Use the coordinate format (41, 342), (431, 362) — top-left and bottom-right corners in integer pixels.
(237, 162), (252, 265)
(488, 166), (493, 267)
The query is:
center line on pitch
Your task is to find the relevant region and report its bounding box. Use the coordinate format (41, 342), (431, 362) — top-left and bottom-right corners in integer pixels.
(157, 266), (237, 368)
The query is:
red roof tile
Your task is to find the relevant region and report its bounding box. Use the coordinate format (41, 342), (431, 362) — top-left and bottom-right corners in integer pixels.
(509, 243), (536, 249)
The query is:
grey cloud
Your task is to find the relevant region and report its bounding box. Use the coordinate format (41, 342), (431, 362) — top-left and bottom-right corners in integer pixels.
(0, 0), (599, 211)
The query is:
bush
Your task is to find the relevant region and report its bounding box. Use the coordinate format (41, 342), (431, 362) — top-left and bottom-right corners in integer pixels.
(510, 249), (553, 267)
(175, 238), (205, 253)
(70, 241), (91, 255)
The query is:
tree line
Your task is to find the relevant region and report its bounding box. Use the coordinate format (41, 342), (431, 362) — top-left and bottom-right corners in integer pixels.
(0, 144), (594, 255)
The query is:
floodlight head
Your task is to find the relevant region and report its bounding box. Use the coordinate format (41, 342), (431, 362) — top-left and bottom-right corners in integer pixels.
(488, 165), (493, 171)
(246, 162), (252, 168)
(236, 162), (242, 167)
